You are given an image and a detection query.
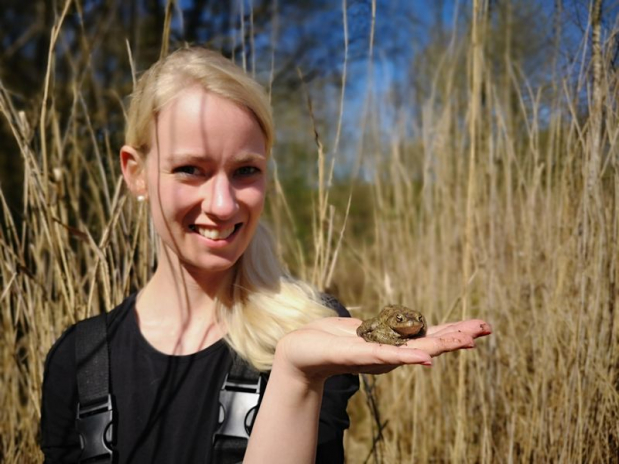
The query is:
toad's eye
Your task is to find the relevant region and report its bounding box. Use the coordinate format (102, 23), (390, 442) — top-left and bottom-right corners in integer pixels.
(174, 165), (200, 176)
(395, 314), (404, 322)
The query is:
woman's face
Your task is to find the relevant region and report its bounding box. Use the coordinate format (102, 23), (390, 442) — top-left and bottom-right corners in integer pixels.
(144, 86), (267, 277)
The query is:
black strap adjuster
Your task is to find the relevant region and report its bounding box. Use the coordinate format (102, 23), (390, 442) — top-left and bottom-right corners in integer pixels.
(75, 394), (115, 463)
(214, 373), (263, 441)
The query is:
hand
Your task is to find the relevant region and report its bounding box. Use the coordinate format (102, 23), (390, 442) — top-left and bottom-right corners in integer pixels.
(274, 317), (492, 383)
(248, 317), (491, 464)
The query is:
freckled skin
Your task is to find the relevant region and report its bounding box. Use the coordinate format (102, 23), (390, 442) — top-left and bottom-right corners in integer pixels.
(356, 304), (427, 346)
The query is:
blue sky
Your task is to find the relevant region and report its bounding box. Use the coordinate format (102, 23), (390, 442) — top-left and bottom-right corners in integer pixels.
(164, 0), (612, 178)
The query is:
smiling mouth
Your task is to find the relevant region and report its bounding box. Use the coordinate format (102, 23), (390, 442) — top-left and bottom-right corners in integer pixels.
(189, 223), (242, 240)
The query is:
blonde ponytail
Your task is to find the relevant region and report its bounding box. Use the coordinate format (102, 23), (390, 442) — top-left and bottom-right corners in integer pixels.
(218, 223), (335, 371)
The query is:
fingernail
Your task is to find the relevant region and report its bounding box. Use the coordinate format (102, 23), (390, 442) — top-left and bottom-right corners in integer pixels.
(422, 360), (432, 366)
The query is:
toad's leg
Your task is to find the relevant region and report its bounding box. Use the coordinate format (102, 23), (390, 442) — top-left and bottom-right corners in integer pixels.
(359, 328), (406, 346)
(356, 319), (380, 338)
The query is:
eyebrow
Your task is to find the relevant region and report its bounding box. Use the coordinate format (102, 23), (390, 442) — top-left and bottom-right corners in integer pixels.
(169, 152), (266, 164)
(169, 153), (207, 164)
(229, 152), (267, 164)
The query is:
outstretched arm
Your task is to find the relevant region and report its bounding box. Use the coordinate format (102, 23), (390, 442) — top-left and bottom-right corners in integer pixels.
(245, 317), (492, 463)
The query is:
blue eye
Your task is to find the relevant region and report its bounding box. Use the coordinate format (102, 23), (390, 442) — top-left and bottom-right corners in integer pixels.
(235, 166), (260, 177)
(174, 166), (200, 176)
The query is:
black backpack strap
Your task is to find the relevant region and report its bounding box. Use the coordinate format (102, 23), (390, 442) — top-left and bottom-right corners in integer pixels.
(211, 293), (342, 463)
(320, 293), (348, 316)
(75, 313), (115, 463)
(212, 350), (264, 464)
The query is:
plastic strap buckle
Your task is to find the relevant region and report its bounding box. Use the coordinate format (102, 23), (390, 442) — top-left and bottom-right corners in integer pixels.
(214, 374), (263, 441)
(75, 394), (115, 463)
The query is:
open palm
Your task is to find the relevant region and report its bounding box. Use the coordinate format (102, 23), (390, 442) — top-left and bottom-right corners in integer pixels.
(275, 317), (492, 381)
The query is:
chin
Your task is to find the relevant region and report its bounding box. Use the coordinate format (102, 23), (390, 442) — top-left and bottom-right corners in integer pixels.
(183, 254), (242, 276)
(158, 235), (249, 277)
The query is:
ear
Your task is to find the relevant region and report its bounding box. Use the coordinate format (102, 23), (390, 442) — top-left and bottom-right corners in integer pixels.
(120, 145), (147, 199)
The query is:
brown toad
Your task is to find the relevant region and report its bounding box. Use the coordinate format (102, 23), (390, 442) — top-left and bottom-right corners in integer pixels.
(356, 304), (427, 346)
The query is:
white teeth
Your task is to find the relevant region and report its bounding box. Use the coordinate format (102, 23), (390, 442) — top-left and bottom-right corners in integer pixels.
(193, 225), (236, 240)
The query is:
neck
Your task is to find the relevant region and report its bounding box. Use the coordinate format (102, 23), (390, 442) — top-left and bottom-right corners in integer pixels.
(134, 243), (235, 355)
(150, 247), (229, 308)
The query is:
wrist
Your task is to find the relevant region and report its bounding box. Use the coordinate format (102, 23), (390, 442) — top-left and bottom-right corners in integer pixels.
(245, 350), (324, 464)
(271, 343), (327, 391)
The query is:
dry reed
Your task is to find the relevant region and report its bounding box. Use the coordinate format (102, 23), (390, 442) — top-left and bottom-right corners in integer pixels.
(1, 1), (617, 463)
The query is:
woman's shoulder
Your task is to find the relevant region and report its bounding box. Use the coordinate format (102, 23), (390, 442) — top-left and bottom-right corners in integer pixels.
(43, 321), (77, 378)
(43, 293), (137, 372)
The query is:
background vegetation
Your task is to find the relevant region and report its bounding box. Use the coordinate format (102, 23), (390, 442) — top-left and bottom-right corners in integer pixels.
(1, 0), (618, 462)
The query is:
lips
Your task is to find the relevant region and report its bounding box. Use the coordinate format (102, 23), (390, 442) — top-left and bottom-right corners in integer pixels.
(189, 223), (241, 240)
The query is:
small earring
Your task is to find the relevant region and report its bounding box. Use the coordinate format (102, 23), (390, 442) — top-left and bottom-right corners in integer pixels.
(137, 195), (146, 202)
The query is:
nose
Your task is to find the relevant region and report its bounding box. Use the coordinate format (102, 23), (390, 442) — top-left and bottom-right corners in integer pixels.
(202, 174), (238, 219)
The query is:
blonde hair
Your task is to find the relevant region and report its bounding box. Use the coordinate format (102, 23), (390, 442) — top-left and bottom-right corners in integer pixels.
(125, 46), (335, 371)
(126, 47), (274, 155)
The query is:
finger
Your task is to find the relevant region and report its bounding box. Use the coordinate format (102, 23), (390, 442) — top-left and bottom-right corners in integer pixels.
(344, 364), (399, 375)
(426, 322), (458, 335)
(357, 342), (433, 366)
(403, 332), (476, 357)
(427, 319), (492, 338)
(326, 335), (432, 367)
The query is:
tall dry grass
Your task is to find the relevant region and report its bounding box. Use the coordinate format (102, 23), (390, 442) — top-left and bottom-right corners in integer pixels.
(1, 1), (618, 463)
(339, 2), (619, 463)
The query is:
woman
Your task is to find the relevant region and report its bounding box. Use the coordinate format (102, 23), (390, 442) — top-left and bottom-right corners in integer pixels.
(40, 47), (491, 464)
